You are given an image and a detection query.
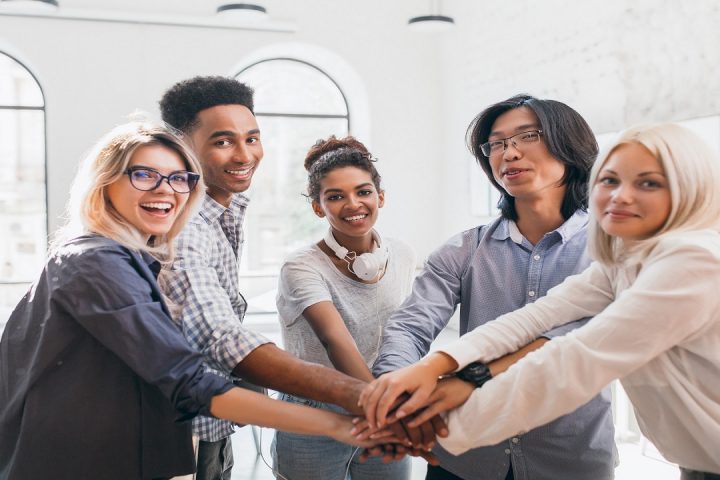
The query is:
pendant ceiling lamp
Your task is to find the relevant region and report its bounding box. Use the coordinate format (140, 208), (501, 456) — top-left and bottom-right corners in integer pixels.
(216, 3), (267, 22)
(408, 0), (455, 32)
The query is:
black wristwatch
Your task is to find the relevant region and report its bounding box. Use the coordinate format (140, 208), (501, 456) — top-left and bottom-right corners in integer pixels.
(455, 361), (493, 388)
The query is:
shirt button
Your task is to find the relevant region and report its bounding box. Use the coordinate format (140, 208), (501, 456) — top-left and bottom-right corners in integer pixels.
(533, 254), (540, 261)
(512, 437), (519, 444)
(528, 290), (536, 297)
(504, 448), (511, 455)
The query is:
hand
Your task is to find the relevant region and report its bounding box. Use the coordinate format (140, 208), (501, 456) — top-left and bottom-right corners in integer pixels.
(357, 443), (442, 466)
(358, 443), (409, 464)
(329, 414), (403, 448)
(362, 393), (447, 449)
(364, 411), (449, 449)
(405, 376), (474, 428)
(358, 363), (440, 428)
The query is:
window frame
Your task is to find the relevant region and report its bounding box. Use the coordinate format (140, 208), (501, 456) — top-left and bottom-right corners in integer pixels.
(0, 49), (48, 287)
(236, 57), (351, 128)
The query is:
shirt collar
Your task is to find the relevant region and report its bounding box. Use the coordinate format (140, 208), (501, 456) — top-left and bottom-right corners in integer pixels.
(491, 210), (588, 245)
(199, 192), (250, 223)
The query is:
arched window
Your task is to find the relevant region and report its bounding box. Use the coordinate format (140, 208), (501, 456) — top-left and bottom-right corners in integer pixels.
(236, 58), (350, 274)
(0, 51), (46, 329)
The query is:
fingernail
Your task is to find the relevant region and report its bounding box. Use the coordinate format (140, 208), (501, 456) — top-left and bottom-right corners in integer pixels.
(440, 429), (449, 436)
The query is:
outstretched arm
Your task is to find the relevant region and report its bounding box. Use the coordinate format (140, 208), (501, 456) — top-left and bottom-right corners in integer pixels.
(359, 338), (550, 429)
(210, 387), (390, 448)
(233, 343), (366, 414)
(403, 338), (548, 427)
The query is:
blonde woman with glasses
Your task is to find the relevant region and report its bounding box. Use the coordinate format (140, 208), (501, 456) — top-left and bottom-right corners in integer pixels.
(0, 122), (384, 480)
(359, 123), (720, 480)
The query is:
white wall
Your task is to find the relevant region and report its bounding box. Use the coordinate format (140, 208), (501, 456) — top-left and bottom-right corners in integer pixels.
(438, 0), (720, 236)
(1, 0), (719, 258)
(0, 0), (445, 257)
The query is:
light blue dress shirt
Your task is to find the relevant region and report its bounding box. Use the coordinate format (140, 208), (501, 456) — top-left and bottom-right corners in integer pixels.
(374, 211), (617, 480)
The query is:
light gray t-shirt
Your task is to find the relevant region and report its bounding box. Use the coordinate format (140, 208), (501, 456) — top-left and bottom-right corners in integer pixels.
(276, 237), (416, 368)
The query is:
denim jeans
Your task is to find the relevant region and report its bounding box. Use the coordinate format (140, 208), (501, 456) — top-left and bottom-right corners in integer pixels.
(272, 393), (411, 480)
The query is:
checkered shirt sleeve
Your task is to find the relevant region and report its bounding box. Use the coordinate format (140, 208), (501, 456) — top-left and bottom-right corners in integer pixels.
(161, 195), (271, 441)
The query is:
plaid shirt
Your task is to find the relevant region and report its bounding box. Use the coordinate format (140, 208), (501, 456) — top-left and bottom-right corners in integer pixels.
(162, 193), (270, 441)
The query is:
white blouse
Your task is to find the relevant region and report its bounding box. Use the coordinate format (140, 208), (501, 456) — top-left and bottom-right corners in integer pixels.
(437, 229), (720, 473)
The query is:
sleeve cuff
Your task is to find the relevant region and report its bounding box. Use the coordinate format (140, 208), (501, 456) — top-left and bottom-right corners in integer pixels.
(434, 336), (487, 372)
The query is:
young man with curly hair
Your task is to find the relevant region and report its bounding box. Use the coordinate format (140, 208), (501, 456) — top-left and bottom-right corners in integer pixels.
(159, 76), (371, 479)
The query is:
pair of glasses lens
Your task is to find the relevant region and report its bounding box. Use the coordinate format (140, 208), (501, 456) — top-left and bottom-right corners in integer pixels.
(126, 167), (200, 193)
(480, 130), (543, 156)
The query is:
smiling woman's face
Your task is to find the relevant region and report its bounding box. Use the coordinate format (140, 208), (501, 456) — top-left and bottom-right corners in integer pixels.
(312, 166), (384, 245)
(592, 142), (672, 242)
(106, 144), (190, 239)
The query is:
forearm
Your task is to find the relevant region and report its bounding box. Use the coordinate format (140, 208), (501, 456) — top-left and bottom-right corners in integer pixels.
(488, 338), (548, 376)
(325, 340), (375, 383)
(210, 387), (345, 435)
(233, 343), (366, 414)
(421, 351), (459, 377)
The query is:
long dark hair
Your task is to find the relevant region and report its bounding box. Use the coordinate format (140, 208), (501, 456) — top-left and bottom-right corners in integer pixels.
(466, 94), (598, 220)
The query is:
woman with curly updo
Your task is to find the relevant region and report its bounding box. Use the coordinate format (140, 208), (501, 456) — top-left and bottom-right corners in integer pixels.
(272, 136), (415, 479)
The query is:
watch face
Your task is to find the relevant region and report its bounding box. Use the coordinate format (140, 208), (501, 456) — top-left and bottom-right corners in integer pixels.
(458, 362), (492, 387)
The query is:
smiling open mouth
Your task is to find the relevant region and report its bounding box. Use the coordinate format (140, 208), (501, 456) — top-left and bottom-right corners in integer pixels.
(140, 202), (172, 214)
(225, 166), (253, 177)
(344, 214), (368, 222)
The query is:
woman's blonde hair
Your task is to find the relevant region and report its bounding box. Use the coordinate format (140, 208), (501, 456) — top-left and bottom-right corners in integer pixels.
(588, 123), (720, 264)
(53, 121), (204, 261)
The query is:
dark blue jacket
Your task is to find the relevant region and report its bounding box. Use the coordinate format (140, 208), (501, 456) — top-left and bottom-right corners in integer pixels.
(0, 235), (233, 479)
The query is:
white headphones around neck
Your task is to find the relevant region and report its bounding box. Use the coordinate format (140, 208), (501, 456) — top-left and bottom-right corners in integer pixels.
(323, 228), (389, 281)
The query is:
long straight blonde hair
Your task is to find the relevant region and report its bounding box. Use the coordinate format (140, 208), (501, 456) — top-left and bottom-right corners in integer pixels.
(588, 123), (720, 265)
(53, 122), (204, 261)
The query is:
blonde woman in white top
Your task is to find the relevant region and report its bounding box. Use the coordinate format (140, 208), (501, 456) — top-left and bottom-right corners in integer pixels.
(357, 124), (720, 479)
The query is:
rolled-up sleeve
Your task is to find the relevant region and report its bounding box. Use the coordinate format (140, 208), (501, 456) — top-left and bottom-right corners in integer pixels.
(162, 225), (271, 373)
(55, 247), (233, 419)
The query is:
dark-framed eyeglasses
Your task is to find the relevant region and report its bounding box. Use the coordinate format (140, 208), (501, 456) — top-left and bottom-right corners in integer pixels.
(480, 129), (544, 157)
(125, 166), (200, 193)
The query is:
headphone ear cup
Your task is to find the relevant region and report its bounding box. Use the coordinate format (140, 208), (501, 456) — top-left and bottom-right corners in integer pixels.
(352, 252), (383, 281)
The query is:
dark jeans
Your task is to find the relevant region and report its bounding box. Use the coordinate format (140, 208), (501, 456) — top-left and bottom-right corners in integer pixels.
(426, 464), (514, 480)
(196, 437), (234, 480)
(681, 468), (720, 480)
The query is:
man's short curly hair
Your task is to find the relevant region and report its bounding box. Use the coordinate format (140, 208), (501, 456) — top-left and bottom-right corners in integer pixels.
(159, 76), (255, 133)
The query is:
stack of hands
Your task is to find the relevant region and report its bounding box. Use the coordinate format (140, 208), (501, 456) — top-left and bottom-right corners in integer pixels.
(346, 358), (476, 464)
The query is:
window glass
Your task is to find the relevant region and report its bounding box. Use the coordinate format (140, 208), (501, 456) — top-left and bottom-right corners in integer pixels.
(0, 52), (46, 331)
(236, 59), (350, 312)
(239, 59), (348, 116)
